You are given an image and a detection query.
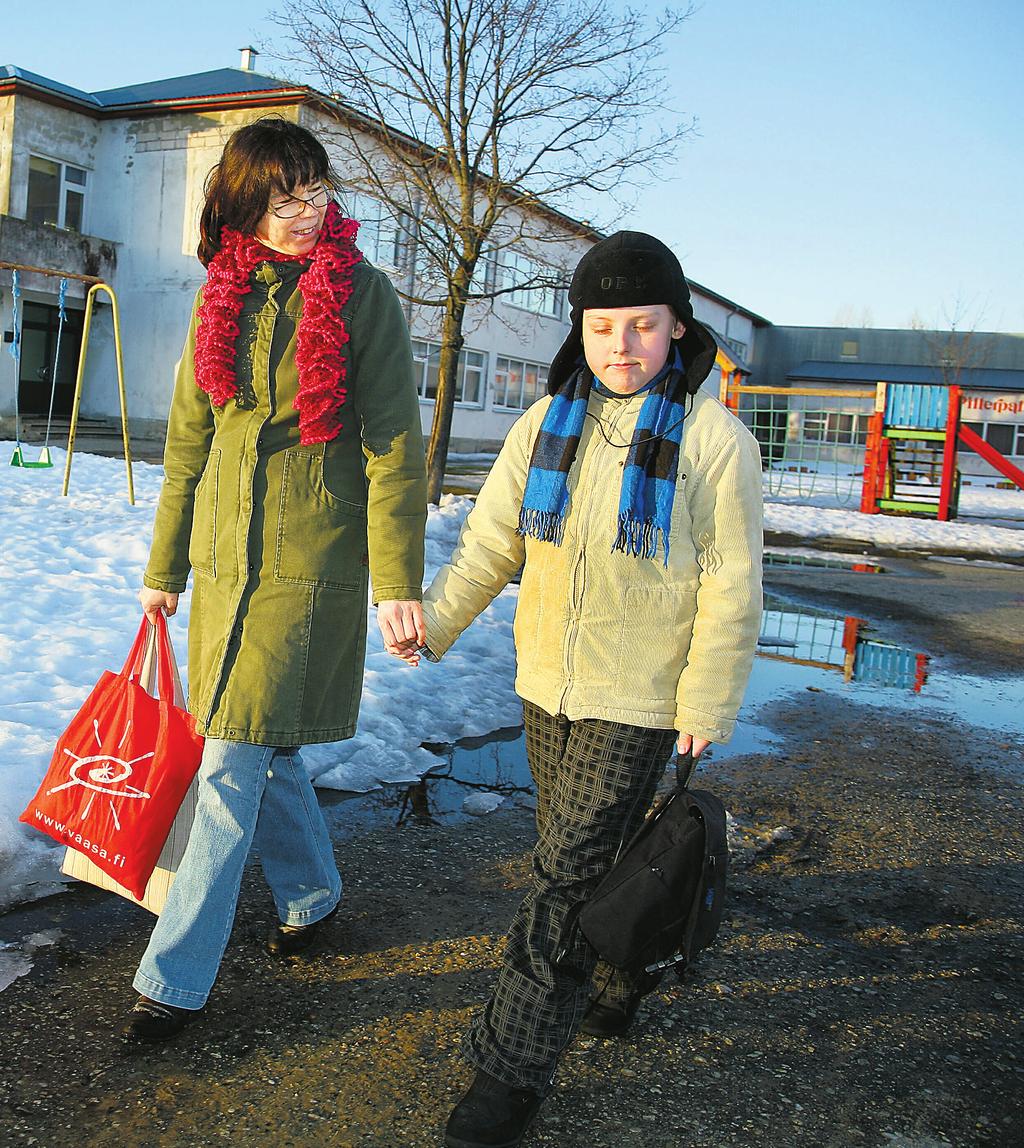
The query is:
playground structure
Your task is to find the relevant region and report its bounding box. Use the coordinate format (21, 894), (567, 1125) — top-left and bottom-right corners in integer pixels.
(721, 375), (1024, 520)
(2, 260), (134, 504)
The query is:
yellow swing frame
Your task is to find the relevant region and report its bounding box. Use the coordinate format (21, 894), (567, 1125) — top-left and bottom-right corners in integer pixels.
(1, 261), (134, 504)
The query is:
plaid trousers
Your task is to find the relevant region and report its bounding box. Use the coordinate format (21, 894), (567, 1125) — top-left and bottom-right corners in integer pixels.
(465, 700), (676, 1090)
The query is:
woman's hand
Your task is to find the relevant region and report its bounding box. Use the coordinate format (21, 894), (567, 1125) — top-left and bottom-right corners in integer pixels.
(377, 600), (426, 667)
(677, 733), (711, 759)
(139, 587), (179, 623)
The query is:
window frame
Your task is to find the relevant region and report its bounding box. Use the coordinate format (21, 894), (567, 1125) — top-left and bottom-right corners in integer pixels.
(26, 153), (89, 232)
(962, 420), (1024, 459)
(411, 339), (487, 409)
(340, 189), (410, 271)
(801, 409), (869, 446)
(499, 249), (566, 320)
(492, 353), (549, 412)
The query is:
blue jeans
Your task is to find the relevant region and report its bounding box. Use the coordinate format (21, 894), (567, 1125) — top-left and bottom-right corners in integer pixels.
(134, 738), (341, 1009)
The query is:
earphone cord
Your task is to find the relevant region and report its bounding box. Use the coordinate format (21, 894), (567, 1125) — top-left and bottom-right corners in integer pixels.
(583, 392), (694, 450)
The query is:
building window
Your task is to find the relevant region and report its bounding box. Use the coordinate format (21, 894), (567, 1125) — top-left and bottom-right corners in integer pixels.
(962, 420), (1024, 458)
(840, 340), (859, 360)
(341, 190), (411, 269)
(500, 250), (566, 320)
(412, 340), (486, 407)
(493, 355), (548, 411)
(802, 410), (869, 445)
(27, 156), (87, 231)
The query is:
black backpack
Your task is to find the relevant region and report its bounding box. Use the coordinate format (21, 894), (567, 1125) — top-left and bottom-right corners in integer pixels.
(572, 751), (729, 978)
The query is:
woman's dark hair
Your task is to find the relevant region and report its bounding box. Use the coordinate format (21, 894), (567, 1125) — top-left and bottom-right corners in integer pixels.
(197, 117), (340, 265)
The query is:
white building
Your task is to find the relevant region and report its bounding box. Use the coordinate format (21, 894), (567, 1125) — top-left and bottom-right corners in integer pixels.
(0, 56), (764, 455)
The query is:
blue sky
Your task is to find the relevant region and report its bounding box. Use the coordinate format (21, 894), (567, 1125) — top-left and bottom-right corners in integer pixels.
(5, 1), (1023, 332)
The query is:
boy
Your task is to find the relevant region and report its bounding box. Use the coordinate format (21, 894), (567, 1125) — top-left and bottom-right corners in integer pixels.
(391, 231), (763, 1147)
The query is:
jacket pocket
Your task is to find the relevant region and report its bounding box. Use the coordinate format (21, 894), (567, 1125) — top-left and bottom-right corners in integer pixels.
(614, 584), (698, 687)
(188, 448), (221, 579)
(275, 447), (368, 591)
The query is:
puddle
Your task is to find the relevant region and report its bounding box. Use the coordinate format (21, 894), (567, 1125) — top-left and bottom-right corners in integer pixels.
(318, 727), (533, 831)
(764, 546), (888, 574)
(322, 596), (1024, 829)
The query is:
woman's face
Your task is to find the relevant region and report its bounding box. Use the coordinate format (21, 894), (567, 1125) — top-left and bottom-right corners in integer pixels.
(582, 304), (686, 394)
(254, 180), (329, 257)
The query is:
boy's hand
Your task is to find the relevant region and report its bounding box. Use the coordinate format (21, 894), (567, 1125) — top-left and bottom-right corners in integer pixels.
(676, 733), (711, 759)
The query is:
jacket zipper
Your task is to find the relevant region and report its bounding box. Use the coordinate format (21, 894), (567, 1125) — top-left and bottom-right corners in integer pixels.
(558, 398), (629, 713)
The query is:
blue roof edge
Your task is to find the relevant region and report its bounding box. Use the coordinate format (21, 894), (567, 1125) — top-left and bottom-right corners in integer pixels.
(0, 65), (101, 106)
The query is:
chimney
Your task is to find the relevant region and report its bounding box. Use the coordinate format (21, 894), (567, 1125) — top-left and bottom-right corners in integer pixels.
(239, 46), (258, 72)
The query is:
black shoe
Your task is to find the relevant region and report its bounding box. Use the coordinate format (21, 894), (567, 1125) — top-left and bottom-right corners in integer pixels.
(444, 1070), (543, 1148)
(265, 903), (339, 957)
(577, 991), (644, 1038)
(121, 996), (201, 1043)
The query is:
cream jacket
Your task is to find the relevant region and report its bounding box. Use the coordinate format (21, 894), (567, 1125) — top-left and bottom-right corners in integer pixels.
(422, 387), (764, 743)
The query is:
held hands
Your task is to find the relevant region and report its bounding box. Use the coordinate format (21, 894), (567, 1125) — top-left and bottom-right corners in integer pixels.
(139, 587), (179, 623)
(677, 733), (711, 759)
(377, 600), (426, 667)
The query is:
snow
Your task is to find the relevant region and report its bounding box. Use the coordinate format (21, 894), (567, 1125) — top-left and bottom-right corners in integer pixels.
(0, 444), (517, 912)
(462, 792), (506, 816)
(0, 930), (61, 993)
(763, 475), (1024, 555)
(0, 441), (1020, 913)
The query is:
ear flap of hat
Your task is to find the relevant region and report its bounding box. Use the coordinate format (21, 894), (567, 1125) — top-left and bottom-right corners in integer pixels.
(547, 316), (584, 394)
(676, 317), (719, 394)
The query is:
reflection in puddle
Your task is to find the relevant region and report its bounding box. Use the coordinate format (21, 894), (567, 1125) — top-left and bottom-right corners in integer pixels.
(401, 728), (533, 825)
(759, 602), (929, 691)
(764, 547), (886, 574)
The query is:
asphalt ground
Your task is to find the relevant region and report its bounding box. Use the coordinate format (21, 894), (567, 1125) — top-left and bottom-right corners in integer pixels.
(0, 552), (1021, 1148)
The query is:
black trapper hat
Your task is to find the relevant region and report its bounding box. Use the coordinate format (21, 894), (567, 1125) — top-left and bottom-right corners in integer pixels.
(548, 231), (719, 395)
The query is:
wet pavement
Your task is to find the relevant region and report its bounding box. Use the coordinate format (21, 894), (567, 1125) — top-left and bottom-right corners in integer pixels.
(1, 548), (1022, 1148)
(326, 570), (1024, 832)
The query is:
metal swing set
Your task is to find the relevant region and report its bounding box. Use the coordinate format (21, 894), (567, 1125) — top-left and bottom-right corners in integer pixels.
(3, 259), (134, 503)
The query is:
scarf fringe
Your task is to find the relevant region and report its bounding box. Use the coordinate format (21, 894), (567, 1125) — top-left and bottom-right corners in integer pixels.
(518, 506), (566, 546)
(194, 202), (361, 444)
(613, 514), (670, 565)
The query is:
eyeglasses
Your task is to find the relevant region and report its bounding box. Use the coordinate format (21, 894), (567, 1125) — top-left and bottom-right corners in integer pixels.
(268, 186), (332, 219)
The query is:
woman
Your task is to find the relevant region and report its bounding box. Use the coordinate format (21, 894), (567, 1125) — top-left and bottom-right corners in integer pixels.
(125, 118), (427, 1042)
(390, 232), (763, 1147)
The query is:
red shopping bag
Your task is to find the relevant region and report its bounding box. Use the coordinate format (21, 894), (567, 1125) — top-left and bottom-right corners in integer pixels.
(20, 613), (204, 899)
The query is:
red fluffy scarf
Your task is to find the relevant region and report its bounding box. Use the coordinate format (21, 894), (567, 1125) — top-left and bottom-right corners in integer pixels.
(194, 201), (362, 444)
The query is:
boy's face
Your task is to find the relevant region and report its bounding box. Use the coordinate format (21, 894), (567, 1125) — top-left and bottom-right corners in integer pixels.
(581, 304), (686, 395)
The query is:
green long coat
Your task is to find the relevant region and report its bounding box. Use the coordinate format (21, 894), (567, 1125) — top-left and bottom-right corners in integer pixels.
(144, 259), (427, 745)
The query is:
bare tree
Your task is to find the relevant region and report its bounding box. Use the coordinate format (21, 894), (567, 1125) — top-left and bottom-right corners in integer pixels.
(926, 296), (993, 389)
(268, 0), (696, 502)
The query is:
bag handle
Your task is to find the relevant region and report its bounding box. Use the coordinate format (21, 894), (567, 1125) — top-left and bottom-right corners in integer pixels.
(121, 616), (153, 681)
(675, 749), (696, 790)
(123, 613), (184, 707)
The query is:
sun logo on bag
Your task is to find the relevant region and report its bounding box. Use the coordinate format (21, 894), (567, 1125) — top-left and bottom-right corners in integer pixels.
(46, 718), (153, 831)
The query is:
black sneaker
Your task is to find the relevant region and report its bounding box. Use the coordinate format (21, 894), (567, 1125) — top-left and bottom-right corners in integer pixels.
(121, 996), (201, 1043)
(265, 902), (340, 957)
(444, 1070), (543, 1148)
(577, 991), (644, 1038)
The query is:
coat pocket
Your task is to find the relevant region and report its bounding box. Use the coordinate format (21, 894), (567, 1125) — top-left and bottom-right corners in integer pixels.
(188, 448), (221, 579)
(614, 584), (698, 688)
(275, 447), (368, 591)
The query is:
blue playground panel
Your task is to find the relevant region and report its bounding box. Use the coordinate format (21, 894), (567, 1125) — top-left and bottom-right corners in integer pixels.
(885, 384), (948, 430)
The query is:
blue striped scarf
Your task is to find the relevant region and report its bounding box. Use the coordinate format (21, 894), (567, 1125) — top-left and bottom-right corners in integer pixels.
(518, 352), (689, 564)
